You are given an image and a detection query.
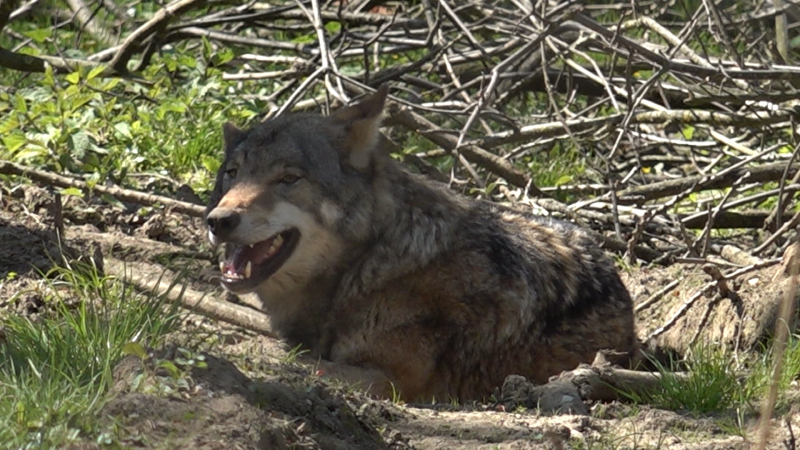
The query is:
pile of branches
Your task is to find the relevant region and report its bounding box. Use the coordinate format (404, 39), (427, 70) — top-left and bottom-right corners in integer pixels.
(3, 0), (800, 267)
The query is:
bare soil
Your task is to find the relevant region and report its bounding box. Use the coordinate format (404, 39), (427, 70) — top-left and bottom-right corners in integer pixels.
(1, 183), (798, 449)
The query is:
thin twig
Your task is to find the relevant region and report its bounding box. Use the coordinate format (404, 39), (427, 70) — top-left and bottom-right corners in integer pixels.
(0, 161), (206, 217)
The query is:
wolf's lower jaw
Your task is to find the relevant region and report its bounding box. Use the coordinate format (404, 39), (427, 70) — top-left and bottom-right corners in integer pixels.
(218, 228), (301, 292)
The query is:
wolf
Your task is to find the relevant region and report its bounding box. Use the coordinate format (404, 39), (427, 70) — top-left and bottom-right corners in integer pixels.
(204, 84), (639, 402)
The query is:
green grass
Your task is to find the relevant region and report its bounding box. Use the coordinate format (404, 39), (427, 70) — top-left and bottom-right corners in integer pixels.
(0, 257), (182, 448)
(619, 337), (800, 435)
(636, 343), (748, 414)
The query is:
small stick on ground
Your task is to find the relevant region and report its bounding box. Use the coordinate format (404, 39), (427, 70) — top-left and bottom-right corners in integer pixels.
(104, 257), (277, 338)
(554, 356), (690, 403)
(0, 161), (206, 218)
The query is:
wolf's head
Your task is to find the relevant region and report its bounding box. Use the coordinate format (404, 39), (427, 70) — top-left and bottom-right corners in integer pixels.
(205, 85), (389, 295)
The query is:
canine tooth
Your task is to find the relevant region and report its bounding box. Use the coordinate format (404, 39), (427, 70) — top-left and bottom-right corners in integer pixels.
(244, 261), (252, 279)
(219, 262), (225, 273)
(249, 243), (254, 249)
(274, 234), (284, 248)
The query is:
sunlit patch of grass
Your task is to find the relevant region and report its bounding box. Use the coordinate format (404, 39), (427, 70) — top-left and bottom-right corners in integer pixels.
(619, 335), (800, 439)
(0, 257), (182, 448)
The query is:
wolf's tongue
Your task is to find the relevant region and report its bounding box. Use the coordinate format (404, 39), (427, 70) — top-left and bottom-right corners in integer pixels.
(230, 236), (277, 272)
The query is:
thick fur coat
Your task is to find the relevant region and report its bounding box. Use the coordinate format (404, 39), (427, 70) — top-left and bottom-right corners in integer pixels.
(204, 85), (638, 402)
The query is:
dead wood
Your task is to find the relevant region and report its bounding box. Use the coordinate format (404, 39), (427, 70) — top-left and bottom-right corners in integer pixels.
(386, 103), (548, 198)
(103, 257), (276, 338)
(635, 258), (793, 355)
(64, 0), (116, 47)
(679, 210), (797, 230)
(0, 161), (206, 218)
(617, 162), (800, 204)
(55, 224), (274, 335)
(501, 354), (692, 414)
(555, 364), (688, 404)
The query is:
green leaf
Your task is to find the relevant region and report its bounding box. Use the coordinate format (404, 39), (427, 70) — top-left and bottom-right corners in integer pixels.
(20, 86), (53, 103)
(163, 54), (178, 72)
(292, 33), (316, 44)
(86, 65), (106, 82)
(69, 130), (91, 157)
(59, 187), (84, 197)
(101, 193), (126, 210)
(157, 360), (181, 378)
(65, 71), (81, 84)
(43, 64), (55, 86)
(325, 21), (341, 33)
(2, 133), (26, 153)
(201, 155), (221, 173)
(18, 46), (40, 57)
(69, 93), (95, 112)
(114, 122), (132, 139)
(554, 174), (573, 186)
(22, 28), (51, 43)
(13, 145), (47, 161)
(121, 342), (147, 359)
(682, 125), (695, 140)
(239, 109), (257, 120)
(178, 54), (197, 69)
(13, 95), (27, 114)
(89, 142), (109, 155)
(0, 115), (20, 134)
(85, 171), (101, 189)
(102, 77), (121, 90)
(210, 47), (235, 66)
(201, 36), (213, 61)
(156, 101), (187, 119)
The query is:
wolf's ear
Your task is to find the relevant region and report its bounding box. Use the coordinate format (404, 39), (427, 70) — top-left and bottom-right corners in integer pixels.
(331, 84), (389, 170)
(222, 122), (245, 155)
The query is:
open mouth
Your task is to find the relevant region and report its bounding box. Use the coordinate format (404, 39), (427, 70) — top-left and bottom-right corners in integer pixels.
(218, 228), (300, 291)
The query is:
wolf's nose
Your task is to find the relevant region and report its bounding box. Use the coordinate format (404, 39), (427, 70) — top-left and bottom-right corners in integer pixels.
(206, 209), (241, 237)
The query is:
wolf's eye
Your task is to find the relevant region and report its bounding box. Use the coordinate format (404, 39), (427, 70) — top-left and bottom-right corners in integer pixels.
(225, 168), (238, 179)
(279, 174), (300, 184)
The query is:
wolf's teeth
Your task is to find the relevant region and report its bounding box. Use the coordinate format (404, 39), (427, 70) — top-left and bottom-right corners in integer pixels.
(249, 243), (254, 249)
(244, 261), (252, 279)
(219, 262), (225, 273)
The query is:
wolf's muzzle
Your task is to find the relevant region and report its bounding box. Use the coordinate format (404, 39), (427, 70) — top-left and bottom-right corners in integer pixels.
(206, 208), (241, 240)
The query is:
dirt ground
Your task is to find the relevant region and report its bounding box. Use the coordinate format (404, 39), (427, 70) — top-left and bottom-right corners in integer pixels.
(1, 183), (798, 450)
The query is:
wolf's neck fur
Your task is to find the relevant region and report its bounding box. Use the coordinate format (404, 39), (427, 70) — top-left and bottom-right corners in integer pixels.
(336, 159), (470, 300)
